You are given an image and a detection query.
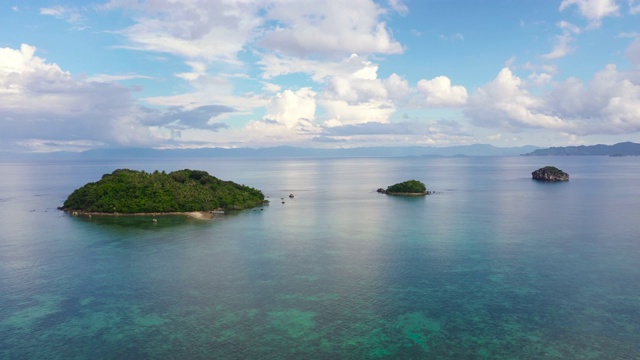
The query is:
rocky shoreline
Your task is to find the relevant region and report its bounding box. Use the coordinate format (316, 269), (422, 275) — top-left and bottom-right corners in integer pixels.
(531, 166), (569, 182)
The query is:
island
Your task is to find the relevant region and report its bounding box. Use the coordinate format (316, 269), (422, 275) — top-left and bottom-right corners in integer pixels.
(377, 180), (431, 196)
(531, 166), (569, 182)
(59, 169), (267, 217)
(522, 141), (640, 156)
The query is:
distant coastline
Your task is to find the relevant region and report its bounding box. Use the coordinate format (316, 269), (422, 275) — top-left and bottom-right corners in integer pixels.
(522, 142), (640, 156)
(4, 142), (640, 161)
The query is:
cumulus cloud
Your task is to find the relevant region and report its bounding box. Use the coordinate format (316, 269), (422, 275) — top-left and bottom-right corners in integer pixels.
(260, 0), (403, 57)
(384, 73), (411, 100)
(417, 76), (468, 107)
(259, 54), (407, 127)
(559, 0), (619, 28)
(263, 88), (317, 129)
(0, 44), (242, 151)
(544, 64), (640, 134)
(318, 56), (404, 126)
(631, 0), (640, 14)
(0, 44), (154, 150)
(466, 68), (570, 131)
(466, 65), (640, 135)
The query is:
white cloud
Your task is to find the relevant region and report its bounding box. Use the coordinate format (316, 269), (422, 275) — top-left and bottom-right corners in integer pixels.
(0, 44), (155, 150)
(387, 0), (409, 15)
(541, 21), (581, 60)
(262, 82), (282, 93)
(528, 72), (554, 86)
(151, 105), (233, 130)
(545, 64), (640, 134)
(384, 73), (411, 100)
(264, 88), (317, 128)
(144, 70), (266, 112)
(260, 0), (403, 56)
(40, 5), (83, 23)
(104, 0), (403, 61)
(629, 0), (640, 13)
(558, 20), (583, 34)
(175, 62), (208, 82)
(86, 73), (153, 82)
(317, 56), (408, 126)
(417, 76), (468, 107)
(259, 54), (368, 81)
(466, 68), (570, 130)
(466, 65), (640, 135)
(259, 54), (407, 127)
(559, 0), (619, 28)
(103, 0), (263, 63)
(322, 100), (396, 127)
(541, 33), (575, 59)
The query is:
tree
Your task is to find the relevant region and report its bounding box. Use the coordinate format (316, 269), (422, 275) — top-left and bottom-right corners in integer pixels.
(62, 169), (267, 213)
(386, 180), (427, 194)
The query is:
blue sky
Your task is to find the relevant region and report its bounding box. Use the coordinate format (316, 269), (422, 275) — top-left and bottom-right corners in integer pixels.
(1, 0), (640, 152)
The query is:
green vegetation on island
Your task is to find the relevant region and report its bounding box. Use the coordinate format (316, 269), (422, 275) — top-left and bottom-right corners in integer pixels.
(61, 169), (267, 213)
(377, 180), (430, 195)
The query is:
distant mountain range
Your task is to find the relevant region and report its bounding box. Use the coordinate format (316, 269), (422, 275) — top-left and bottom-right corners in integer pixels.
(5, 142), (640, 160)
(2, 144), (540, 160)
(522, 142), (640, 156)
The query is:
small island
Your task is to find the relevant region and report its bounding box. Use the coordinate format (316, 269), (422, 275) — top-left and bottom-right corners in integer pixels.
(531, 166), (569, 182)
(377, 180), (431, 196)
(59, 169), (267, 217)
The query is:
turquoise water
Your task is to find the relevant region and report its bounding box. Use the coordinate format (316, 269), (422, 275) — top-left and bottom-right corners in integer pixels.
(1, 157), (640, 359)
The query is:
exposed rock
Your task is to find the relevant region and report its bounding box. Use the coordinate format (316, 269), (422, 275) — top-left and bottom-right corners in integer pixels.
(289, 194), (294, 198)
(532, 166), (569, 182)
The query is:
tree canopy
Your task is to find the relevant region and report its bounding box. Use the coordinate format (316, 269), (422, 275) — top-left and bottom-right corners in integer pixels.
(386, 180), (427, 194)
(61, 169), (266, 213)
(540, 166), (565, 175)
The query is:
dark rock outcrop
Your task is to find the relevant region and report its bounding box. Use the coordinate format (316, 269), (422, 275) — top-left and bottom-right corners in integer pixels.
(532, 166), (569, 182)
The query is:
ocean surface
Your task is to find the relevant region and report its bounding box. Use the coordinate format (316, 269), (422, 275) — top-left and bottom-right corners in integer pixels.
(1, 156), (639, 359)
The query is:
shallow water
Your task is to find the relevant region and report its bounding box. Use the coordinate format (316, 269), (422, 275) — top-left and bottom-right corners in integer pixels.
(1, 156), (639, 359)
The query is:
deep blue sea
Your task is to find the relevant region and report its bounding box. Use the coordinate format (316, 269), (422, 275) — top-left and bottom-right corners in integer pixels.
(1, 156), (640, 359)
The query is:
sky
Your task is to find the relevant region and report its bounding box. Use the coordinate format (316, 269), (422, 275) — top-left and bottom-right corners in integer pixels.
(1, 0), (640, 152)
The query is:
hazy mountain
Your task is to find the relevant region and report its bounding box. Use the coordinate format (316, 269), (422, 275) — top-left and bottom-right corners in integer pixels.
(522, 142), (640, 156)
(2, 144), (540, 161)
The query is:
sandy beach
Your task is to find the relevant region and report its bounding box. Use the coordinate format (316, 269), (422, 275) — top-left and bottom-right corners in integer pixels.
(64, 210), (221, 220)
